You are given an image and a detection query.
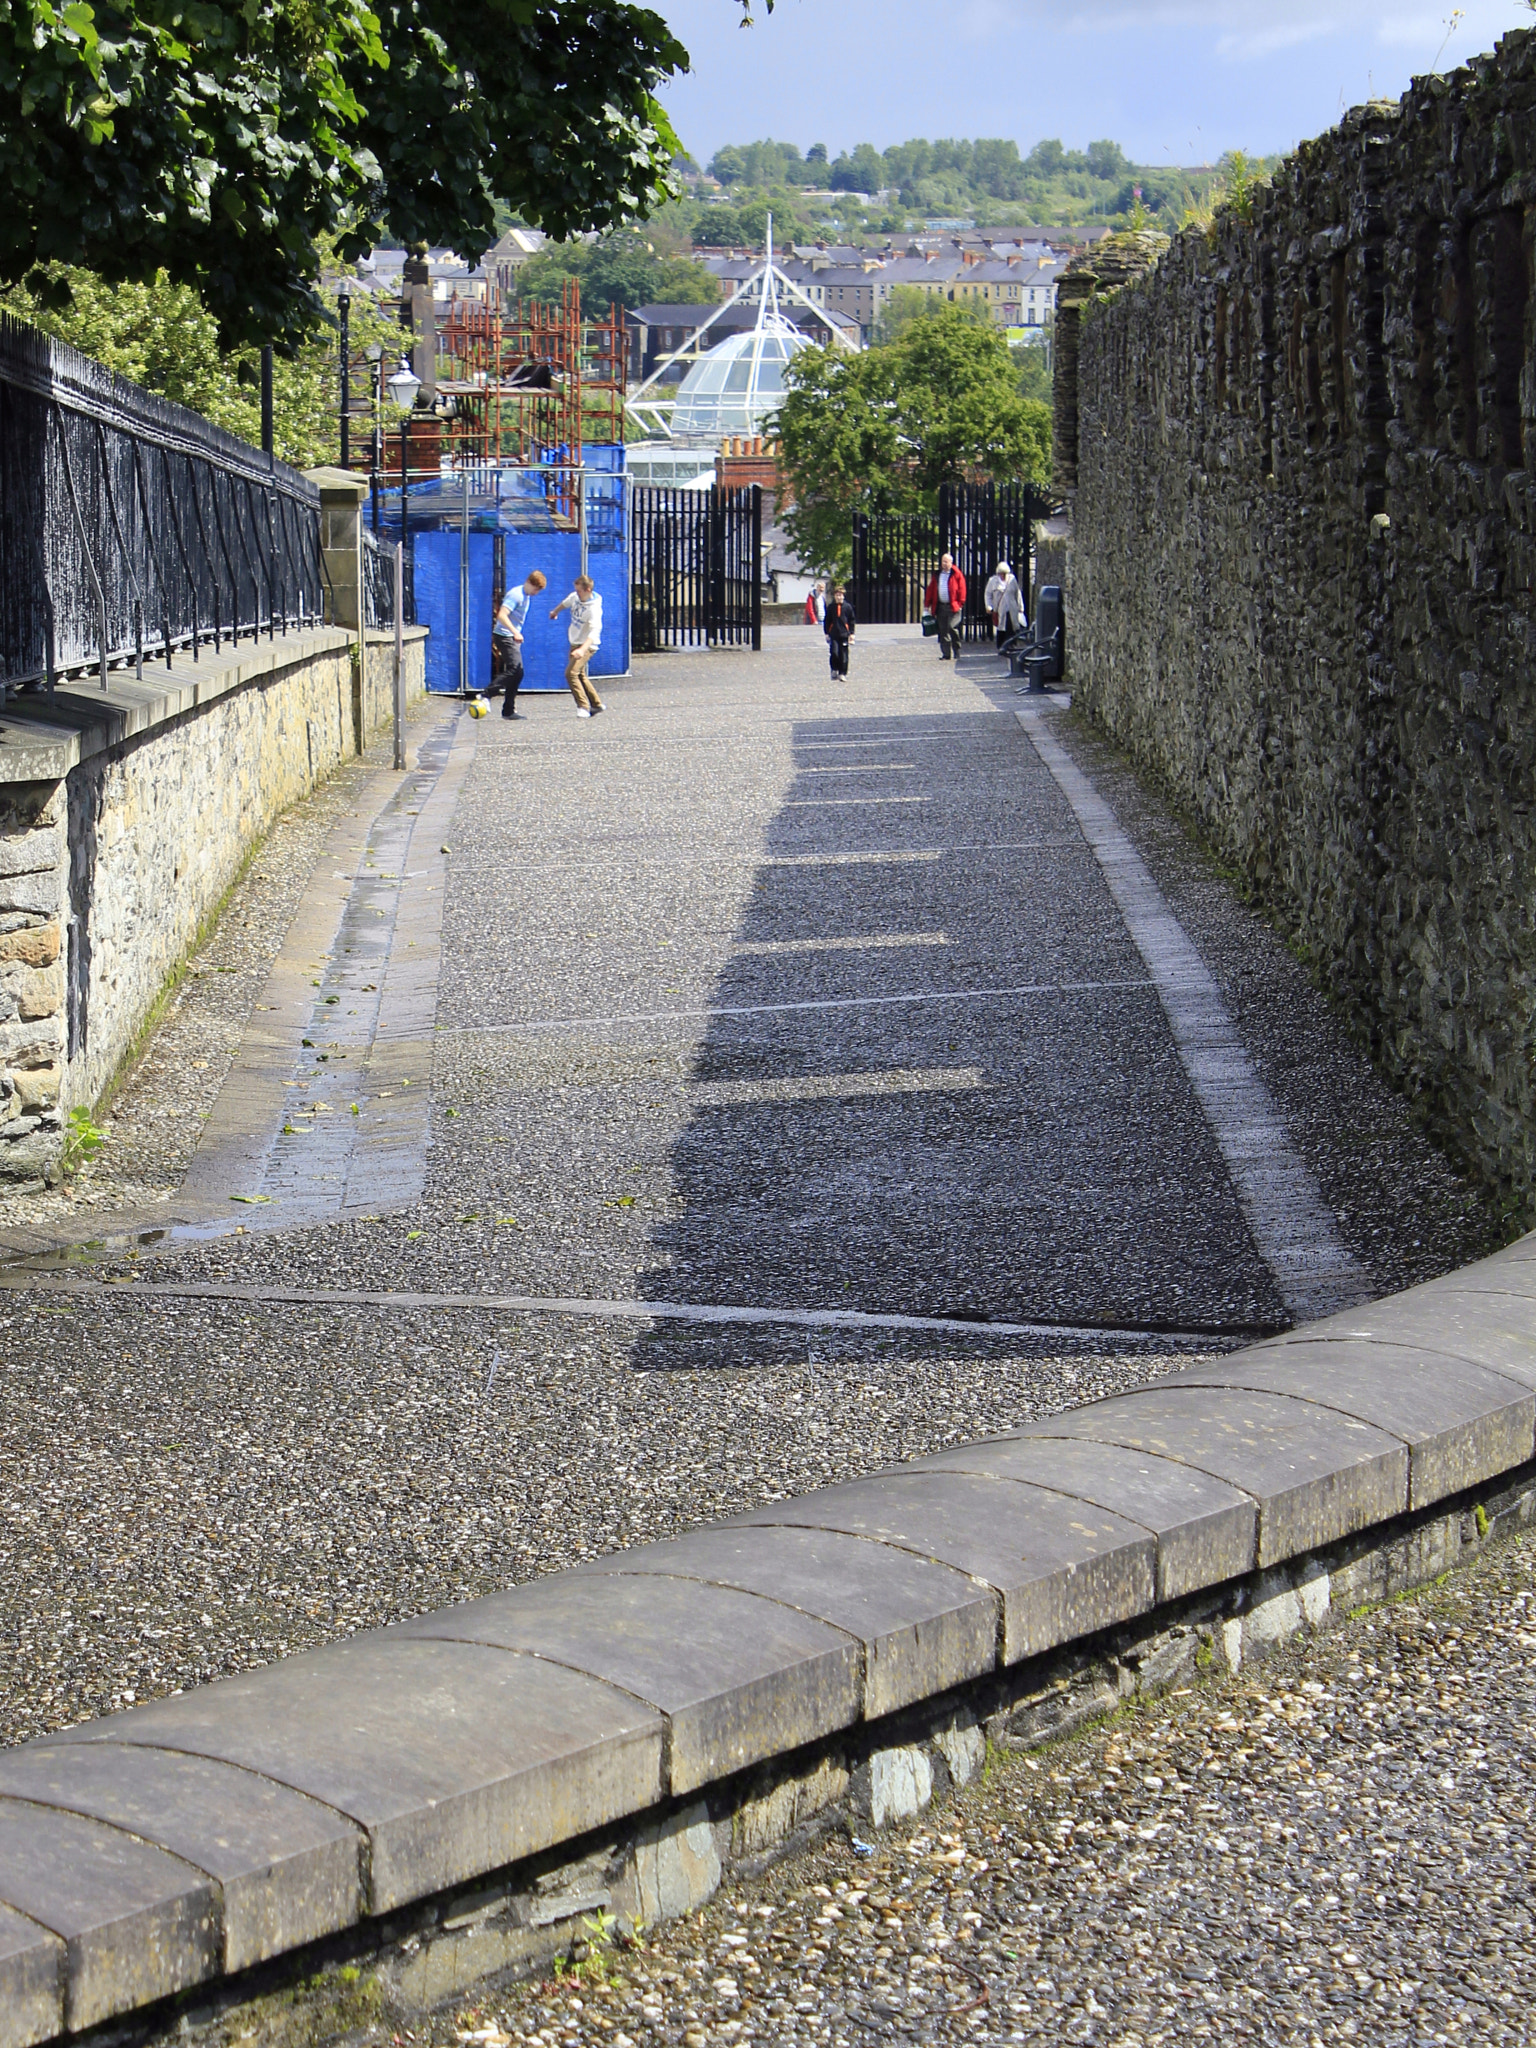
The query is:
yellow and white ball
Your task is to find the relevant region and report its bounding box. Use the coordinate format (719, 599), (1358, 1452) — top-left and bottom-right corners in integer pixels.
(467, 697), (488, 719)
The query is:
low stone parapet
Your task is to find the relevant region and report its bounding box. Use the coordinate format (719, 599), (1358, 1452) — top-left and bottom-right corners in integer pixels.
(0, 1237), (1532, 2043)
(0, 624), (427, 1185)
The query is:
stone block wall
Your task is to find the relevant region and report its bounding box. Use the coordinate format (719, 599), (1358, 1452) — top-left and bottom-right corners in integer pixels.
(1063, 29), (1536, 1212)
(0, 627), (427, 1185)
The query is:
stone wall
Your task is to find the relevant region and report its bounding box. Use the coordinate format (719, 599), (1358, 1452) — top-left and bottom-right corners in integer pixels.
(1062, 30), (1536, 1212)
(0, 626), (427, 1185)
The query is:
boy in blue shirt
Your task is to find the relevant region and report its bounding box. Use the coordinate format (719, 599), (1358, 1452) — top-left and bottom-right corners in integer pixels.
(493, 568), (546, 719)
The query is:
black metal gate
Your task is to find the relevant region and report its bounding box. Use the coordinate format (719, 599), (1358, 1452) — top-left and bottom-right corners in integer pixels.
(850, 481), (1051, 642)
(630, 484), (762, 651)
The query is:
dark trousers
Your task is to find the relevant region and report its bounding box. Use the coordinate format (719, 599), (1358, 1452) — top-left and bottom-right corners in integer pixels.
(936, 604), (961, 659)
(495, 644), (523, 716)
(828, 634), (850, 676)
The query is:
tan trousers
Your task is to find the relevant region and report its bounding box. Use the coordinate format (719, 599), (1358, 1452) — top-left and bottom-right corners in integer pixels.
(566, 641), (603, 710)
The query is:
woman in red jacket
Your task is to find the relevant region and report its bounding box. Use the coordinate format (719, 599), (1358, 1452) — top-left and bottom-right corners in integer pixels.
(923, 554), (967, 661)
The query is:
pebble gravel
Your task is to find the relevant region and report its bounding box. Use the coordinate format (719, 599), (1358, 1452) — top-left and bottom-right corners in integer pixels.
(0, 1290), (1180, 1748)
(0, 737), (393, 1232)
(0, 634), (1517, 2043)
(429, 1525), (1536, 2048)
(1043, 709), (1497, 1299)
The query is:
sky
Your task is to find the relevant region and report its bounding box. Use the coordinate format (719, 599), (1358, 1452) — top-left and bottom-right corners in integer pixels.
(654, 0), (1535, 168)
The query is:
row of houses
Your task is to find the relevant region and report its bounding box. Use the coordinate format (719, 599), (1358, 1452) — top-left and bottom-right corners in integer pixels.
(696, 236), (1070, 345)
(353, 227), (1073, 352)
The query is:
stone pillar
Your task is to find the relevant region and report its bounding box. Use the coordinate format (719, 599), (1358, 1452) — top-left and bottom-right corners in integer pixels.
(306, 467), (370, 632)
(402, 246), (438, 406)
(307, 467), (370, 753)
(1052, 270), (1099, 498)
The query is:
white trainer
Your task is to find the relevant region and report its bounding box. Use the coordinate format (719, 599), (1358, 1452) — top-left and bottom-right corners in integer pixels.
(576, 708), (592, 717)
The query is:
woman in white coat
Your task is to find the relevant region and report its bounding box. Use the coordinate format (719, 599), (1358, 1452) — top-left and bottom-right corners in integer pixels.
(985, 561), (1026, 646)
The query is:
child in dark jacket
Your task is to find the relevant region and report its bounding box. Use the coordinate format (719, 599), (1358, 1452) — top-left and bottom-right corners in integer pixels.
(824, 586), (856, 677)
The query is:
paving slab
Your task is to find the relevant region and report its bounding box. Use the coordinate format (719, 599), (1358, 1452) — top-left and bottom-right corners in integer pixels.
(0, 1901), (64, 2048)
(0, 1798), (216, 2032)
(1009, 1386), (1408, 1567)
(39, 1638), (662, 1912)
(1163, 1341), (1536, 1508)
(0, 1744), (363, 1972)
(394, 1576), (861, 1796)
(572, 1525), (1000, 1721)
(901, 1436), (1257, 1599)
(1298, 1285), (1536, 1391)
(733, 1472), (1156, 1664)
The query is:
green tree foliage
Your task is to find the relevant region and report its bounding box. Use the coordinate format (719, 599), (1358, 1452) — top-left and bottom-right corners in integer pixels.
(686, 132), (1267, 235)
(1014, 340), (1051, 407)
(0, 0), (691, 352)
(693, 196), (803, 248)
(777, 307), (1051, 576)
(872, 284), (990, 346)
(516, 230), (722, 316)
(0, 261), (399, 467)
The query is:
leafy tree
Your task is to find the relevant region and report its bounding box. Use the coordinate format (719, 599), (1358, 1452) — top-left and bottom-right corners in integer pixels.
(0, 261), (400, 467)
(694, 196), (800, 247)
(0, 0), (692, 352)
(872, 284), (989, 346)
(709, 145), (751, 185)
(1014, 341), (1051, 407)
(1085, 139), (1129, 181)
(777, 306), (1051, 575)
(693, 208), (745, 248)
(829, 142), (886, 194)
(517, 230), (721, 316)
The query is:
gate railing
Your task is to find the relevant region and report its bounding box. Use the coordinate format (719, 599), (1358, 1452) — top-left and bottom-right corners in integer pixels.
(851, 481), (1054, 640)
(0, 312), (326, 696)
(631, 484), (762, 652)
(362, 527), (399, 632)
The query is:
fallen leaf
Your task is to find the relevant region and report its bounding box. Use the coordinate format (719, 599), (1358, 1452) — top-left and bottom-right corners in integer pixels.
(230, 1194), (274, 1205)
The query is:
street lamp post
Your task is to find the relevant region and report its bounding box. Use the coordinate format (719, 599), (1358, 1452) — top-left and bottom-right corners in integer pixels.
(337, 278), (353, 469)
(387, 356), (423, 536)
(366, 342), (385, 531)
(388, 354), (422, 585)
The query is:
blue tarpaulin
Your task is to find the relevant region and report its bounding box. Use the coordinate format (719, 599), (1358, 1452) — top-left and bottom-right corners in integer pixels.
(374, 447), (629, 694)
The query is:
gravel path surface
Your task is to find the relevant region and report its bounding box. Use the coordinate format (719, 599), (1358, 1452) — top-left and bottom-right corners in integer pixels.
(65, 632), (1495, 1327)
(1040, 708), (1496, 1300)
(0, 1291), (1178, 1747)
(0, 738), (394, 1232)
(0, 632), (1513, 2012)
(428, 1525), (1536, 2048)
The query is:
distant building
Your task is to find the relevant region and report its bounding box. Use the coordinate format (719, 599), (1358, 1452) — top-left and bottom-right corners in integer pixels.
(626, 301), (855, 383)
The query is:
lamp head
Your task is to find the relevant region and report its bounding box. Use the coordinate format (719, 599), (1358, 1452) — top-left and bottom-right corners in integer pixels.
(387, 355), (422, 410)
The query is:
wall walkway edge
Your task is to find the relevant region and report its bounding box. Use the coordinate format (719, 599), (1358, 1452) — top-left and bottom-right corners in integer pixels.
(0, 1237), (1533, 2044)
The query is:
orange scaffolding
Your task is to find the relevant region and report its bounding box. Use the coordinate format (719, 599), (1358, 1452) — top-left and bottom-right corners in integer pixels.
(431, 279), (627, 486)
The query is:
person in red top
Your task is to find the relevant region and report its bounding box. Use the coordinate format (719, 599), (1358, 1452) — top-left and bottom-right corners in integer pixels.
(923, 554), (967, 662)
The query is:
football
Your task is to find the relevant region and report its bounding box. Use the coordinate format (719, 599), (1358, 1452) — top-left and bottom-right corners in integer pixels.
(467, 697), (488, 719)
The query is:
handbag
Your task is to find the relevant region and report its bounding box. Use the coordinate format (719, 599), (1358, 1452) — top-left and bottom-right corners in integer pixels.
(921, 610), (938, 637)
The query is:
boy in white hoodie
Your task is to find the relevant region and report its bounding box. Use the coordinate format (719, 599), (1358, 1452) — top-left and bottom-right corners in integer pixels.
(550, 575), (605, 715)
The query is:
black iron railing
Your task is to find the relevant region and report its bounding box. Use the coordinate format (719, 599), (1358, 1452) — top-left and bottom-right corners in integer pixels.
(851, 482), (1055, 639)
(362, 526), (399, 632)
(630, 485), (761, 652)
(0, 313), (327, 695)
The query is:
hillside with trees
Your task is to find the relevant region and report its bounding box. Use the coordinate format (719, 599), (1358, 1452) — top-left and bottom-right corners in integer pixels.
(690, 136), (1271, 237)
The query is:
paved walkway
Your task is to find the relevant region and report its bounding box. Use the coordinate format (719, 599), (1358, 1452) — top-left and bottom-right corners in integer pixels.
(0, 631), (1500, 1805)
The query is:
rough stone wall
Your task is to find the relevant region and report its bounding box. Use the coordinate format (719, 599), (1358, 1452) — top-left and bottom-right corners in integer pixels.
(0, 630), (427, 1184)
(1065, 31), (1536, 1212)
